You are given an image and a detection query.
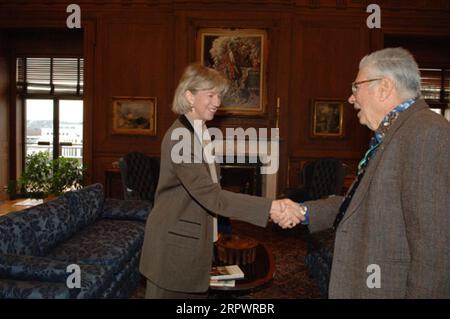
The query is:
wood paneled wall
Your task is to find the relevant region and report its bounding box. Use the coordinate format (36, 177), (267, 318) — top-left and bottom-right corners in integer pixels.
(0, 32), (9, 200)
(0, 1), (449, 195)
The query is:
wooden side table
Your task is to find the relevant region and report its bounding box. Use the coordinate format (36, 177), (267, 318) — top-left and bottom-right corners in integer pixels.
(0, 198), (46, 217)
(105, 168), (124, 199)
(211, 235), (275, 293)
(216, 234), (258, 265)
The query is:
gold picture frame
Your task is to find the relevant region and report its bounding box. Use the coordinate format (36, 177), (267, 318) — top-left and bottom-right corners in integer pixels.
(197, 28), (267, 116)
(112, 97), (157, 136)
(311, 99), (345, 138)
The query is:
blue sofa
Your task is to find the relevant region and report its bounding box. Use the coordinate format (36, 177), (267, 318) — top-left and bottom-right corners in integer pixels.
(0, 183), (152, 299)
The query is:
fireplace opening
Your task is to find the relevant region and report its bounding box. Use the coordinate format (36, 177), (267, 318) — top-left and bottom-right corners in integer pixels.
(217, 156), (263, 235)
(219, 156), (262, 196)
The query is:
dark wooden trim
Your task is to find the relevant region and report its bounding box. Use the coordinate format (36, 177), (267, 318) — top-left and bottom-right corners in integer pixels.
(81, 19), (96, 185)
(8, 36), (16, 181)
(1, 1), (448, 12)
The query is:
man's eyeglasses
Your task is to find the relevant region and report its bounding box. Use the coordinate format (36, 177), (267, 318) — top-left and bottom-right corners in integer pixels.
(351, 78), (382, 94)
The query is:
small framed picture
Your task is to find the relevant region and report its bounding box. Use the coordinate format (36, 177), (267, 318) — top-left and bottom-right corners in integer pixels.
(112, 97), (157, 136)
(197, 28), (267, 116)
(311, 99), (345, 138)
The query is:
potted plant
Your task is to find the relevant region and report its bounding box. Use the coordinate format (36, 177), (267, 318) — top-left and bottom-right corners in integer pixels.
(50, 156), (84, 196)
(11, 151), (85, 199)
(18, 151), (52, 199)
(6, 180), (18, 200)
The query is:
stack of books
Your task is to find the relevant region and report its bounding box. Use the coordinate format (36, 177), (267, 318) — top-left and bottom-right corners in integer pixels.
(209, 265), (244, 287)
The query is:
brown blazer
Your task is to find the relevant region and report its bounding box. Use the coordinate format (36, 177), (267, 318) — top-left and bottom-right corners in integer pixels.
(306, 99), (450, 298)
(139, 115), (272, 293)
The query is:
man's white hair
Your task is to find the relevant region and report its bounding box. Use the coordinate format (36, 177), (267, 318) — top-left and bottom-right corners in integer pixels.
(360, 47), (421, 100)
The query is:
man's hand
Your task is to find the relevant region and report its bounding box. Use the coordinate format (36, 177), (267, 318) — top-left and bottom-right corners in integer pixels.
(270, 199), (306, 229)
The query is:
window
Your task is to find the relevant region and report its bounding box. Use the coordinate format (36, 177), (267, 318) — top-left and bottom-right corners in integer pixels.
(384, 34), (450, 120)
(24, 99), (83, 164)
(419, 68), (450, 116)
(16, 57), (84, 166)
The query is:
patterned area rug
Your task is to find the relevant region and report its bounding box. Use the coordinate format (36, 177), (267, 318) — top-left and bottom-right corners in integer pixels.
(132, 220), (322, 299)
(231, 221), (321, 299)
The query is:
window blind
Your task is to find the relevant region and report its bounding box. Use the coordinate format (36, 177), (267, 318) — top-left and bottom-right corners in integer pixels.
(16, 57), (83, 95)
(420, 68), (449, 102)
(443, 70), (450, 101)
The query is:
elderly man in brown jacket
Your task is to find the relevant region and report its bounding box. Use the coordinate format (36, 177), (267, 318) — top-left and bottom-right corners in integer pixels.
(301, 47), (450, 298)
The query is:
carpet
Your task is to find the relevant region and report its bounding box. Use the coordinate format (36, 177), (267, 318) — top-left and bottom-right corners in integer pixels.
(231, 221), (322, 299)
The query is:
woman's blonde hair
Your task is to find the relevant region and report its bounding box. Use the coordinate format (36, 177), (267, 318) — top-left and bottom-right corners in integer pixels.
(172, 63), (229, 114)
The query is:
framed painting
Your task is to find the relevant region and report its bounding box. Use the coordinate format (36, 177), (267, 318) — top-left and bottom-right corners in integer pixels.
(112, 97), (157, 136)
(197, 28), (267, 116)
(311, 99), (345, 138)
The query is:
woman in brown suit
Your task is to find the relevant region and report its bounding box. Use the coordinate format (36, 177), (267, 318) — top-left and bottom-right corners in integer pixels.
(139, 63), (305, 298)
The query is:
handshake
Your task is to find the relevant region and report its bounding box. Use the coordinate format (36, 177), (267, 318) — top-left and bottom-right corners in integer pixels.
(270, 199), (306, 229)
